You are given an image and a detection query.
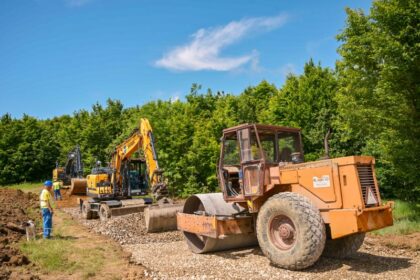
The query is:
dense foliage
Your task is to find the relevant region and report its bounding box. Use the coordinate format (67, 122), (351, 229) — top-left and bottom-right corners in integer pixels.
(0, 0), (418, 201)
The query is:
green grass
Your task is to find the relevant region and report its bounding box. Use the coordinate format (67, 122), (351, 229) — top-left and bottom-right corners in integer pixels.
(20, 213), (106, 279)
(20, 238), (105, 278)
(373, 199), (420, 235)
(4, 181), (43, 193)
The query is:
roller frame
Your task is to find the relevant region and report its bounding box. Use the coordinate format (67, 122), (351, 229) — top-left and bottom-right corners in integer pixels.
(178, 193), (258, 253)
(177, 213), (254, 239)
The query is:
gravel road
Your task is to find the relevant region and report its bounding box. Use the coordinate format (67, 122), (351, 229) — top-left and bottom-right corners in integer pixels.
(126, 237), (419, 280)
(63, 207), (419, 280)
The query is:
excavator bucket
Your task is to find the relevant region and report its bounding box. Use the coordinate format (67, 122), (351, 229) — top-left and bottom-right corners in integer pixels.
(69, 178), (87, 195)
(144, 204), (183, 233)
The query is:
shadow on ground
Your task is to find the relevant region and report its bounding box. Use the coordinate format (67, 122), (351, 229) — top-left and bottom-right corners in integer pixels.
(215, 246), (413, 274)
(306, 252), (412, 274)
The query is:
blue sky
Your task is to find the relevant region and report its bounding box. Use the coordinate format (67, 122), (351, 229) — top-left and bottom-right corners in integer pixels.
(0, 0), (371, 119)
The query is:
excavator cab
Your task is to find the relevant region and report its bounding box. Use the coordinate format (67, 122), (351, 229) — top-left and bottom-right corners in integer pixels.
(126, 159), (148, 196)
(218, 124), (303, 201)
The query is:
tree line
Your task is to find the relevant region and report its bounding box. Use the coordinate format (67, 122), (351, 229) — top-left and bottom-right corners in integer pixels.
(0, 0), (418, 201)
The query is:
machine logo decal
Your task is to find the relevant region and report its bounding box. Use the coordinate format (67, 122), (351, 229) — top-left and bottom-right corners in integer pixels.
(313, 175), (330, 188)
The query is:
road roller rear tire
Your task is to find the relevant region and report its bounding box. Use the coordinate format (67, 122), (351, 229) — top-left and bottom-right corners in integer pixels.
(82, 201), (93, 220)
(323, 233), (365, 258)
(99, 204), (111, 221)
(256, 192), (326, 270)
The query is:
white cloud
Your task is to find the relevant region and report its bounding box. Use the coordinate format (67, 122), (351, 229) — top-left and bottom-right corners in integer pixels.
(65, 0), (94, 7)
(280, 63), (296, 77)
(155, 14), (289, 72)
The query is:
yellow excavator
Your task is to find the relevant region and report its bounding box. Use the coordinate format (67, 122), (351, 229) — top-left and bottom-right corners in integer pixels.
(79, 118), (182, 232)
(52, 145), (87, 195)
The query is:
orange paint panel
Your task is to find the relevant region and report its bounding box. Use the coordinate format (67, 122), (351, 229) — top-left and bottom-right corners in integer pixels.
(357, 205), (393, 232)
(338, 165), (364, 209)
(269, 166), (280, 184)
(177, 213), (254, 239)
(279, 170), (298, 184)
(297, 166), (336, 202)
(329, 210), (359, 238)
(177, 213), (217, 238)
(329, 203), (393, 239)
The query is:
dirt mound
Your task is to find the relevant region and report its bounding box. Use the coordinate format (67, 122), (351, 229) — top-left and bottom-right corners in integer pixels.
(0, 189), (40, 279)
(55, 188), (88, 209)
(62, 208), (183, 245)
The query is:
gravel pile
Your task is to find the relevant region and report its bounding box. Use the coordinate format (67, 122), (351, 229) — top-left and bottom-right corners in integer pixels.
(62, 207), (183, 245)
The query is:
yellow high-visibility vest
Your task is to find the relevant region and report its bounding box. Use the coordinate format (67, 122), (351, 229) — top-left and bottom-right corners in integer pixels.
(40, 189), (52, 209)
(53, 181), (61, 191)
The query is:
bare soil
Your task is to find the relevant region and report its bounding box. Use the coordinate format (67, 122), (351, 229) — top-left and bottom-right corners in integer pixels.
(0, 189), (40, 280)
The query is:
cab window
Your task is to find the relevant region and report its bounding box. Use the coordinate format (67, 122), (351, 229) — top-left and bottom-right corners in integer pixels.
(258, 131), (276, 163)
(278, 132), (301, 162)
(238, 129), (261, 162)
(223, 135), (240, 165)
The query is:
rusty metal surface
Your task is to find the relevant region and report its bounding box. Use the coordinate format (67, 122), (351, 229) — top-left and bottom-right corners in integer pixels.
(357, 203), (393, 232)
(328, 203), (393, 239)
(177, 213), (253, 239)
(177, 213), (217, 238)
(145, 204), (183, 233)
(222, 123), (301, 134)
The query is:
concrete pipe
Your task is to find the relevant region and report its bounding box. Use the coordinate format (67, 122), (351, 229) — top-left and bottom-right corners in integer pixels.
(182, 193), (258, 253)
(145, 204), (184, 233)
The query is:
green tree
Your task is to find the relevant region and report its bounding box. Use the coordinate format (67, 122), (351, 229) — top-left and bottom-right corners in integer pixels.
(336, 0), (420, 200)
(262, 60), (338, 160)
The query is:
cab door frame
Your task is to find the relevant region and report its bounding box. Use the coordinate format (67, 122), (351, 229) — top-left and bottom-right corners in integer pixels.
(237, 125), (266, 197)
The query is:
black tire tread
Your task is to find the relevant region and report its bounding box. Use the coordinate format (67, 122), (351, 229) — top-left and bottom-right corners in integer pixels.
(323, 233), (365, 258)
(82, 201), (93, 220)
(256, 192), (326, 270)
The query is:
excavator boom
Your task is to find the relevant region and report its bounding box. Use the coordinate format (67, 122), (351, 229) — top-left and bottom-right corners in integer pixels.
(82, 118), (181, 232)
(110, 118), (168, 199)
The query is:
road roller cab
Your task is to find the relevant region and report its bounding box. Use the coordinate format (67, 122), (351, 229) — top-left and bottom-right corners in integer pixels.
(177, 123), (394, 270)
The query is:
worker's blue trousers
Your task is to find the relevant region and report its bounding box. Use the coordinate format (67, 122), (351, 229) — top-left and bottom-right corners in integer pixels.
(42, 208), (52, 239)
(54, 189), (61, 200)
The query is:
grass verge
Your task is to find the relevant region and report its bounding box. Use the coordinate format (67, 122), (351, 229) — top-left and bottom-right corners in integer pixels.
(374, 199), (420, 235)
(4, 181), (42, 193)
(19, 212), (120, 279)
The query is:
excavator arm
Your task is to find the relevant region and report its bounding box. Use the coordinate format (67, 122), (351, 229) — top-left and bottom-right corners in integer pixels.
(139, 118), (168, 199)
(110, 118), (168, 200)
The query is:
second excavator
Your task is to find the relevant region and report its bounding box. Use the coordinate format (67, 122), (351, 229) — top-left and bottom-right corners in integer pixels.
(53, 145), (87, 195)
(79, 118), (182, 232)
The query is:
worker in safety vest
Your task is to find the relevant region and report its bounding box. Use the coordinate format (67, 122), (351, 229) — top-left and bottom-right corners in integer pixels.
(40, 180), (54, 239)
(53, 180), (62, 200)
